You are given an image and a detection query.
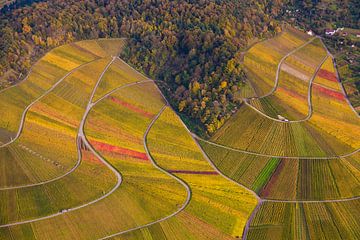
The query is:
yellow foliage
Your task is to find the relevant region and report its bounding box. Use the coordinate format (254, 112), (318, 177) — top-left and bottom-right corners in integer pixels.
(220, 81), (228, 89)
(178, 100), (186, 112)
(191, 81), (201, 94)
(22, 24), (32, 33)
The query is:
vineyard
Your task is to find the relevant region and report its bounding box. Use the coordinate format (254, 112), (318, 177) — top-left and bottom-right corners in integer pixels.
(0, 38), (258, 240)
(247, 200), (360, 240)
(199, 27), (360, 239)
(244, 27), (310, 97)
(0, 27), (359, 239)
(247, 38), (328, 120)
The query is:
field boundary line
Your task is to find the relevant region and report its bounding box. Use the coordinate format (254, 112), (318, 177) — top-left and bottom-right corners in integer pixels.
(242, 200), (263, 240)
(194, 135), (360, 159)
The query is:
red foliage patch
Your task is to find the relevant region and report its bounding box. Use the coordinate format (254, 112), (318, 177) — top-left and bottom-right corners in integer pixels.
(313, 84), (345, 101)
(318, 69), (338, 82)
(168, 170), (218, 175)
(110, 97), (153, 118)
(91, 140), (148, 161)
(82, 151), (102, 164)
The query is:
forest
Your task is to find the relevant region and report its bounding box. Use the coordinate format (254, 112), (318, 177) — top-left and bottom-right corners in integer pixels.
(0, 0), (358, 135)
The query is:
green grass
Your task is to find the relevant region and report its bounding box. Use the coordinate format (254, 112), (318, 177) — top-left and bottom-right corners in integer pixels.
(251, 158), (280, 193)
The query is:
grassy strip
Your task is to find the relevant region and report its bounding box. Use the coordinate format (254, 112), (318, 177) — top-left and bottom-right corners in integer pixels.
(251, 158), (280, 193)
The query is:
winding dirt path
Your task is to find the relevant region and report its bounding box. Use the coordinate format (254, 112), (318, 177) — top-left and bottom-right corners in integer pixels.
(0, 58), (115, 191)
(0, 76), (190, 233)
(255, 37), (318, 99)
(0, 57), (121, 227)
(244, 53), (328, 123)
(0, 36), (357, 238)
(0, 58), (100, 148)
(202, 38), (360, 239)
(96, 58), (259, 240)
(194, 134), (360, 160)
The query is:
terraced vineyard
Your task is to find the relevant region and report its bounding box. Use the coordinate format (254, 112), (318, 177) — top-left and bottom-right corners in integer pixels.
(198, 28), (360, 239)
(0, 39), (258, 239)
(0, 28), (359, 239)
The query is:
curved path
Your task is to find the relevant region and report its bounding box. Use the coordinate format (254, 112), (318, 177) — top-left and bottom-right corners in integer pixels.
(189, 123), (360, 206)
(245, 36), (359, 122)
(197, 36), (360, 240)
(244, 53), (328, 123)
(253, 37), (318, 99)
(0, 58), (100, 148)
(194, 134), (360, 160)
(196, 128), (360, 240)
(195, 36), (360, 160)
(0, 77), (191, 232)
(96, 59), (195, 240)
(0, 79), (154, 226)
(105, 51), (360, 239)
(0, 43), (357, 239)
(0, 57), (115, 190)
(0, 131), (122, 228)
(200, 36), (360, 239)
(0, 57), (124, 227)
(96, 58), (259, 240)
(97, 43), (360, 239)
(241, 200), (263, 240)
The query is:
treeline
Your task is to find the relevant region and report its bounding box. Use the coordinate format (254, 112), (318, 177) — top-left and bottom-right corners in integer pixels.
(0, 0), (285, 135)
(0, 0), (40, 12)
